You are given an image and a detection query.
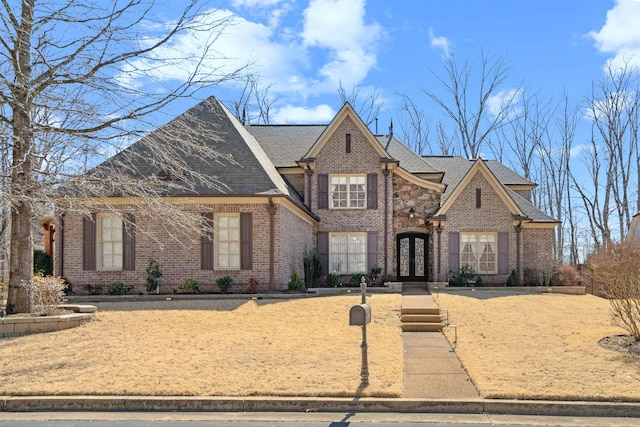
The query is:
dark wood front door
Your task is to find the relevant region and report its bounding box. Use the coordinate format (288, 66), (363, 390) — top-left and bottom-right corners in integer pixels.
(397, 233), (428, 281)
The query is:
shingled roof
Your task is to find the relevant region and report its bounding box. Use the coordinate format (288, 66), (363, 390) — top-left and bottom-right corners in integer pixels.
(88, 97), (300, 200)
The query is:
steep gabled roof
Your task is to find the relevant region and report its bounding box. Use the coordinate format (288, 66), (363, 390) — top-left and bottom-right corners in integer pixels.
(89, 97), (298, 199)
(427, 156), (557, 224)
(302, 102), (391, 160)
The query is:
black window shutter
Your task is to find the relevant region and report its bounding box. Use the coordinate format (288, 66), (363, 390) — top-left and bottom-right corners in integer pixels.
(318, 174), (329, 209)
(367, 173), (378, 209)
(83, 214), (96, 271)
(122, 213), (135, 271)
(240, 212), (253, 270)
(201, 213), (214, 270)
(367, 231), (378, 271)
(448, 232), (460, 273)
(498, 232), (509, 274)
(318, 232), (329, 275)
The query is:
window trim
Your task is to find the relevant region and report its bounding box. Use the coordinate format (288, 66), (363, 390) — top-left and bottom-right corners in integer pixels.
(329, 232), (368, 274)
(460, 232), (498, 274)
(96, 213), (123, 271)
(329, 174), (367, 209)
(215, 213), (241, 270)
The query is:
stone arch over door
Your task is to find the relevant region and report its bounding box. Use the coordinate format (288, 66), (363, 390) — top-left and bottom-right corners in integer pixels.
(397, 233), (428, 281)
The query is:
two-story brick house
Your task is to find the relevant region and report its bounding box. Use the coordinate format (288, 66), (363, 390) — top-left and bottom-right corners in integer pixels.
(51, 97), (557, 292)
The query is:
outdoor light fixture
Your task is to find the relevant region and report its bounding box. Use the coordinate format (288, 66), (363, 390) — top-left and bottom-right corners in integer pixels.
(409, 208), (415, 220)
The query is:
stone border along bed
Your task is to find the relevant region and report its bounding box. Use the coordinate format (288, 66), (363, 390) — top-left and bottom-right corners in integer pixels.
(0, 305), (96, 338)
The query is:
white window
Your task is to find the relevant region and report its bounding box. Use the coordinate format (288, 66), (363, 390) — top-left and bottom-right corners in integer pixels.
(97, 214), (123, 270)
(216, 214), (240, 269)
(330, 233), (367, 274)
(330, 175), (365, 209)
(460, 233), (497, 274)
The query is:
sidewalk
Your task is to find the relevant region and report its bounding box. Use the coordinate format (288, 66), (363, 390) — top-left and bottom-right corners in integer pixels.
(402, 288), (479, 399)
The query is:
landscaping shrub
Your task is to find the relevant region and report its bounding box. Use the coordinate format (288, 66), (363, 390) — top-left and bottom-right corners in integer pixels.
(288, 270), (304, 291)
(179, 279), (200, 294)
(587, 240), (640, 341)
(145, 258), (162, 292)
(327, 272), (340, 287)
(85, 284), (102, 295)
(33, 249), (53, 276)
(24, 275), (65, 315)
(475, 275), (484, 287)
(247, 278), (260, 294)
(449, 266), (475, 286)
(506, 269), (518, 286)
(107, 281), (134, 295)
(368, 265), (382, 285)
(303, 248), (321, 288)
(552, 264), (581, 286)
(216, 276), (233, 293)
(350, 272), (367, 286)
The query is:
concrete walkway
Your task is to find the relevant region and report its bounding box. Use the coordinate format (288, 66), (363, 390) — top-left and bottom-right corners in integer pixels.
(402, 288), (479, 399)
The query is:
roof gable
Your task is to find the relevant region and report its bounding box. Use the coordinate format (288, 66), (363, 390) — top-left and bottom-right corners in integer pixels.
(435, 158), (524, 217)
(302, 102), (390, 160)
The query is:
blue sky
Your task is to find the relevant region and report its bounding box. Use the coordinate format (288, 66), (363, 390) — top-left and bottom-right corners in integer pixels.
(130, 0), (632, 131)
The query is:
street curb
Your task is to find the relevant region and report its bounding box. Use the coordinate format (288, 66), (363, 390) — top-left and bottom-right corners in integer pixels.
(2, 396), (640, 417)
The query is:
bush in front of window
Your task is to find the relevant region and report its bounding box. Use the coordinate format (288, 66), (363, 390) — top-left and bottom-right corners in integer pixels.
(179, 279), (200, 294)
(145, 258), (163, 293)
(368, 265), (383, 285)
(106, 281), (134, 295)
(350, 272), (367, 286)
(288, 270), (304, 291)
(216, 275), (234, 293)
(448, 266), (476, 287)
(327, 272), (340, 287)
(303, 248), (322, 288)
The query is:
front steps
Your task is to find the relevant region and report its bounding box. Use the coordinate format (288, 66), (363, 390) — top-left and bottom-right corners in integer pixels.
(401, 284), (445, 332)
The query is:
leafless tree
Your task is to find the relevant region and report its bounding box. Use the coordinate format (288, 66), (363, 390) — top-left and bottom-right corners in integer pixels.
(423, 49), (518, 159)
(396, 92), (431, 154)
(0, 0), (244, 313)
(571, 61), (640, 249)
(229, 73), (274, 125)
(337, 81), (383, 128)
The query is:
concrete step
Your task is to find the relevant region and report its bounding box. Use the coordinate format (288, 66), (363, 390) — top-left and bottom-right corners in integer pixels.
(401, 313), (443, 323)
(402, 282), (429, 292)
(401, 322), (443, 332)
(401, 306), (441, 316)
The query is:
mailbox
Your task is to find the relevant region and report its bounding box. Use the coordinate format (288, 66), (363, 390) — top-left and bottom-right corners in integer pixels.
(349, 303), (371, 326)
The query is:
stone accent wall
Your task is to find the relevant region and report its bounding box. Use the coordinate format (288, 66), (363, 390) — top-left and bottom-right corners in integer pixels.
(391, 174), (441, 279)
(437, 172), (517, 285)
(58, 203), (279, 294)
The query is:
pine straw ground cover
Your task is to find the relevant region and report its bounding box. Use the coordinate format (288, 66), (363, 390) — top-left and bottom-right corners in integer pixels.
(0, 294), (402, 397)
(438, 291), (640, 401)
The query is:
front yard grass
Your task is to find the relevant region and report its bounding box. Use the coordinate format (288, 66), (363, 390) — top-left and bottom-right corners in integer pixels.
(0, 294), (403, 397)
(438, 292), (640, 401)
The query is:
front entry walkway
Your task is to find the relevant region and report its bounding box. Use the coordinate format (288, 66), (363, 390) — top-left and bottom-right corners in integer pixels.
(402, 288), (479, 398)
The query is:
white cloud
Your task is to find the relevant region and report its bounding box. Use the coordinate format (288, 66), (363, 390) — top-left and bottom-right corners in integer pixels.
(589, 0), (640, 70)
(486, 88), (522, 119)
(428, 28), (450, 58)
(271, 104), (336, 123)
(232, 0), (285, 7)
(301, 0), (383, 91)
(585, 90), (636, 121)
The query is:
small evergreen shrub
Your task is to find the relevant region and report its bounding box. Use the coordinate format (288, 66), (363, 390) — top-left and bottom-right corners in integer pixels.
(368, 265), (383, 285)
(449, 266), (475, 286)
(107, 281), (134, 295)
(288, 270), (304, 291)
(475, 276), (484, 287)
(33, 249), (53, 276)
(247, 278), (260, 294)
(86, 284), (102, 295)
(179, 279), (200, 294)
(145, 258), (162, 292)
(327, 272), (340, 287)
(350, 272), (367, 286)
(506, 269), (518, 287)
(303, 248), (322, 288)
(216, 276), (233, 293)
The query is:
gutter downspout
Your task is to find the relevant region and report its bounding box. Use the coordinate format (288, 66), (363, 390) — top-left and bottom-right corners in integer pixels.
(515, 219), (523, 285)
(383, 165), (390, 276)
(267, 198), (276, 291)
(59, 213), (65, 278)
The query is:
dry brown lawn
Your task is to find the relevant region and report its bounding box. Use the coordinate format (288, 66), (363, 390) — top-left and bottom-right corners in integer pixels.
(0, 294), (403, 397)
(438, 291), (640, 401)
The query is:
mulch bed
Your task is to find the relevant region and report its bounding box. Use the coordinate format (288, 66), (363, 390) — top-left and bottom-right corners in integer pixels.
(599, 334), (640, 356)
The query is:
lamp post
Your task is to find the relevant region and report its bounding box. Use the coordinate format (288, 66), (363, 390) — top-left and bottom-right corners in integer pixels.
(359, 276), (369, 385)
